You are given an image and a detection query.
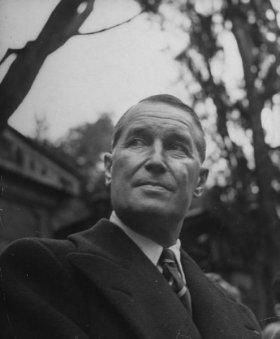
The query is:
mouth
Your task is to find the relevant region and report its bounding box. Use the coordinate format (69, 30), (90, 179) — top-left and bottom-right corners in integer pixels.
(135, 181), (173, 191)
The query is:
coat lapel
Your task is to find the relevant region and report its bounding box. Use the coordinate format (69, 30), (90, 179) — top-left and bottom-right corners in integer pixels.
(181, 251), (261, 339)
(67, 220), (201, 339)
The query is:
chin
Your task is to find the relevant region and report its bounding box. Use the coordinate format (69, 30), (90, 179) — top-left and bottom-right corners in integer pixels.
(133, 201), (169, 214)
(117, 203), (176, 223)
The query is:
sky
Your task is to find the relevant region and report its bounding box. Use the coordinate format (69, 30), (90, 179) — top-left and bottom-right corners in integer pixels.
(0, 0), (279, 147)
(0, 0), (190, 141)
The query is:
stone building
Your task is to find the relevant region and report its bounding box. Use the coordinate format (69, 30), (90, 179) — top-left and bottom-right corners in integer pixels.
(0, 125), (90, 252)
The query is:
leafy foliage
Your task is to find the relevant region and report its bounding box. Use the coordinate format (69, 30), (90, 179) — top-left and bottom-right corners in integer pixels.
(57, 113), (114, 193)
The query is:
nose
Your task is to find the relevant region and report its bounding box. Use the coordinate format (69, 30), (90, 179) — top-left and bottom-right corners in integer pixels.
(144, 140), (166, 174)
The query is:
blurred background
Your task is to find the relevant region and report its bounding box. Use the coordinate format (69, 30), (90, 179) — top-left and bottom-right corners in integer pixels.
(0, 0), (280, 326)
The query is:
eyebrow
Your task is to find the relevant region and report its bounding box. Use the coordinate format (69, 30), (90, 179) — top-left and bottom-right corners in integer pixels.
(161, 128), (195, 149)
(165, 130), (191, 142)
(124, 126), (153, 139)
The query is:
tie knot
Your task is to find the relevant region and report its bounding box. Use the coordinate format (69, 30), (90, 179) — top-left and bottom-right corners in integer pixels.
(159, 248), (177, 266)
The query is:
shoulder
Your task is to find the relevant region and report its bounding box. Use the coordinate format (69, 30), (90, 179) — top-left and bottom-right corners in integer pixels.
(0, 219), (111, 275)
(0, 237), (78, 299)
(263, 322), (280, 339)
(0, 237), (74, 270)
(0, 236), (90, 307)
(0, 238), (91, 337)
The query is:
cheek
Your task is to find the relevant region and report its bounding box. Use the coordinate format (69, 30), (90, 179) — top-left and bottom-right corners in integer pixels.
(174, 163), (200, 193)
(111, 153), (135, 183)
(172, 162), (189, 183)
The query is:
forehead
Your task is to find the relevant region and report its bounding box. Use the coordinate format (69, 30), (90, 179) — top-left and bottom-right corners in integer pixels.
(119, 102), (198, 135)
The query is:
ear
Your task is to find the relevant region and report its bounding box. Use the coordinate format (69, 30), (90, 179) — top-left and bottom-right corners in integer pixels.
(193, 167), (208, 198)
(104, 152), (113, 186)
(274, 303), (280, 317)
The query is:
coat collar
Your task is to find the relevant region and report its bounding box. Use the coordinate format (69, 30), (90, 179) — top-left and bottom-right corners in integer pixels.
(181, 251), (261, 339)
(67, 219), (201, 339)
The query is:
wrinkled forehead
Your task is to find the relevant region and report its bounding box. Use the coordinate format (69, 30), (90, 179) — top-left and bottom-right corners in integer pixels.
(118, 101), (197, 132)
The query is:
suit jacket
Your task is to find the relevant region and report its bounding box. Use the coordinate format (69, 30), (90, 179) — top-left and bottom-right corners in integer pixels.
(0, 219), (261, 339)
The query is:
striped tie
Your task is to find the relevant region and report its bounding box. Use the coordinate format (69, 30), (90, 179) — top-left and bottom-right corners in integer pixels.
(158, 248), (192, 315)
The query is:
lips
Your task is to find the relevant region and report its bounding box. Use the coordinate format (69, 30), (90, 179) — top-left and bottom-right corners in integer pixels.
(134, 180), (174, 191)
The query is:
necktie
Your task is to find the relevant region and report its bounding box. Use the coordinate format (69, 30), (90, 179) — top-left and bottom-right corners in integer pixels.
(158, 248), (192, 315)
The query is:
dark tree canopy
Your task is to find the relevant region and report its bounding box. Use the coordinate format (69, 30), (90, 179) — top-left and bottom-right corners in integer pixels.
(58, 113), (113, 167)
(57, 113), (114, 193)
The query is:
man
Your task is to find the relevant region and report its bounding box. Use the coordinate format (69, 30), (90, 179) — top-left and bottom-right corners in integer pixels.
(263, 273), (280, 339)
(0, 94), (261, 338)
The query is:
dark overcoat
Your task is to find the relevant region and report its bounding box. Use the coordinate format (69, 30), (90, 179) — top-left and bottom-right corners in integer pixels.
(0, 219), (261, 339)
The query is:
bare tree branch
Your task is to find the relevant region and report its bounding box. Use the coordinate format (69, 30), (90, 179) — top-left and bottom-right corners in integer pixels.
(77, 9), (145, 36)
(0, 0), (148, 130)
(263, 53), (280, 100)
(0, 0), (97, 130)
(0, 48), (21, 66)
(269, 145), (280, 151)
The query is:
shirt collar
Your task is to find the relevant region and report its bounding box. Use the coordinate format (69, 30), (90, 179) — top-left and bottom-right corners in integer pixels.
(109, 211), (182, 269)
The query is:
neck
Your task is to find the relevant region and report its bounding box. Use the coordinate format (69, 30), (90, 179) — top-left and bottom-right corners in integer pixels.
(115, 210), (183, 247)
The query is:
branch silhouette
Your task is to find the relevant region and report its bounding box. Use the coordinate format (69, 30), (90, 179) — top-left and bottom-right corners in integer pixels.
(77, 9), (145, 36)
(0, 0), (145, 130)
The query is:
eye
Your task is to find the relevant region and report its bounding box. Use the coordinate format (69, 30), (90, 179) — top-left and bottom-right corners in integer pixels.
(128, 138), (147, 148)
(167, 142), (190, 156)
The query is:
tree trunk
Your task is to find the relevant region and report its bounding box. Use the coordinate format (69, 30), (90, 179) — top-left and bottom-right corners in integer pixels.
(231, 5), (280, 318)
(248, 95), (278, 317)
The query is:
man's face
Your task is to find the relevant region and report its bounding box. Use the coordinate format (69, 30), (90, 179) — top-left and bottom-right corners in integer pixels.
(104, 101), (207, 233)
